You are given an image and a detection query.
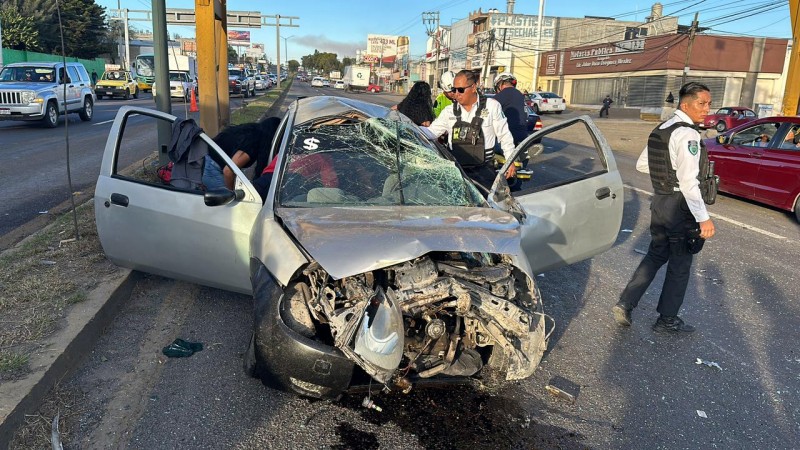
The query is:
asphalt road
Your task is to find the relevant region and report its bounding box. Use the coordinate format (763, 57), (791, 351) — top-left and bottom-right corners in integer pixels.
(16, 83), (800, 449)
(0, 91), (247, 236)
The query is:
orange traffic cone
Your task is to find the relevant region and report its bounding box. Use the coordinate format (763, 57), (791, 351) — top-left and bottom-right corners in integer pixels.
(190, 88), (199, 112)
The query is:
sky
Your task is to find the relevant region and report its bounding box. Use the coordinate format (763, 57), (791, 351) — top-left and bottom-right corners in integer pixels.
(97, 0), (792, 62)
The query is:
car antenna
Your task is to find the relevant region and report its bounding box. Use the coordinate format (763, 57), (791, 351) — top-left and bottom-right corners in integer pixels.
(56, 0), (80, 241)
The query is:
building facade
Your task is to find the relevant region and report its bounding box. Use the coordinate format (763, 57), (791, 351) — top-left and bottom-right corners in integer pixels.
(435, 3), (678, 93)
(539, 34), (789, 112)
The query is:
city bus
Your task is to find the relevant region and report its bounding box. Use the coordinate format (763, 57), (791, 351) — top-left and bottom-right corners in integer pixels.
(134, 54), (155, 92)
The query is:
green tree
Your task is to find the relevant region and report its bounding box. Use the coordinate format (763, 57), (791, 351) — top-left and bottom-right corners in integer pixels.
(7, 0), (110, 58)
(288, 59), (300, 71)
(0, 5), (40, 51)
(227, 45), (238, 64)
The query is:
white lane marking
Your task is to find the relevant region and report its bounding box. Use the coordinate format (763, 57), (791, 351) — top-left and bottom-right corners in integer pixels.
(93, 119), (114, 126)
(623, 184), (788, 241)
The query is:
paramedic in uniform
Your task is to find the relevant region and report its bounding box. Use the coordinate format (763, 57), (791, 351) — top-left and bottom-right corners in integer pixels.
(613, 82), (716, 333)
(425, 69), (517, 192)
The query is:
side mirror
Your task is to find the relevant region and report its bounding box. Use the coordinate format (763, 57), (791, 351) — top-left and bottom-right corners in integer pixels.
(716, 134), (729, 145)
(204, 189), (245, 206)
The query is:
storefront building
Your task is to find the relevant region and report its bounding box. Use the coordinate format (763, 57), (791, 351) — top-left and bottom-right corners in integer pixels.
(538, 34), (789, 113)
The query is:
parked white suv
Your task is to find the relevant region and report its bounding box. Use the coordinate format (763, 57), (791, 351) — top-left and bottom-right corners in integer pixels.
(0, 62), (95, 127)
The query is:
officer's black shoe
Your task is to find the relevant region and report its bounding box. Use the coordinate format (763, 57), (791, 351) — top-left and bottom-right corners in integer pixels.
(612, 304), (632, 327)
(652, 315), (695, 333)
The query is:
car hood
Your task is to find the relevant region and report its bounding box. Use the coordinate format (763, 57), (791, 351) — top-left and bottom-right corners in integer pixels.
(275, 206), (521, 279)
(96, 80), (129, 87)
(0, 82), (56, 91)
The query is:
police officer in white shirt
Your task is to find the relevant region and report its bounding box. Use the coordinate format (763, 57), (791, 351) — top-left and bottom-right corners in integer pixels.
(425, 69), (517, 192)
(613, 82), (717, 333)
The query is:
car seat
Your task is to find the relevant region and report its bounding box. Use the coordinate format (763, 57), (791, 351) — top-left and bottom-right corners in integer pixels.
(306, 187), (359, 204)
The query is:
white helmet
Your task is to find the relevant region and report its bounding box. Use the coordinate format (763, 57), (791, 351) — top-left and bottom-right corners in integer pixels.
(438, 71), (456, 92)
(494, 72), (517, 90)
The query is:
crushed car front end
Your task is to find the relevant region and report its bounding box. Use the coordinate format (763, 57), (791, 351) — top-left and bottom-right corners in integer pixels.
(248, 208), (547, 399)
(245, 96), (547, 398)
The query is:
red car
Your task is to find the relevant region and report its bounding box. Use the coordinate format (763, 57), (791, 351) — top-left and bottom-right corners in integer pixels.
(705, 116), (800, 221)
(702, 106), (757, 132)
(366, 83), (382, 93)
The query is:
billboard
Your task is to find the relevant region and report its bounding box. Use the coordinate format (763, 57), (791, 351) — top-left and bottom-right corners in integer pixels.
(228, 30), (251, 46)
(246, 43), (264, 58)
(367, 34), (399, 57)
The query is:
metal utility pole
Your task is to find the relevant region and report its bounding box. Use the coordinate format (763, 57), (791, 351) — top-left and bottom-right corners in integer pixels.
(124, 8), (131, 71)
(152, 0), (172, 165)
(422, 11), (440, 93)
(263, 14), (298, 87)
(681, 12), (699, 86)
(532, 0), (545, 92)
(0, 17), (4, 71)
(282, 35), (294, 72)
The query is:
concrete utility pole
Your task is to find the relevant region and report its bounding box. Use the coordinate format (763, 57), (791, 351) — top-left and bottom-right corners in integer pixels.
(482, 30), (494, 89)
(532, 0), (545, 92)
(195, 0), (230, 136)
(681, 12), (699, 86)
(782, 0), (800, 115)
(422, 11), (440, 93)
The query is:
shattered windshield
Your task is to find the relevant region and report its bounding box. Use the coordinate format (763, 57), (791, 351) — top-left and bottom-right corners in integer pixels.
(278, 116), (483, 207)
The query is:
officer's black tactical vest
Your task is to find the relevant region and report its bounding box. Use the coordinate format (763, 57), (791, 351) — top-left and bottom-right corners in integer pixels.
(450, 97), (492, 167)
(648, 121), (717, 204)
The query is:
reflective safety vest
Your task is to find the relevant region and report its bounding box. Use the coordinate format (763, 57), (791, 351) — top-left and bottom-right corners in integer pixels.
(449, 97), (493, 168)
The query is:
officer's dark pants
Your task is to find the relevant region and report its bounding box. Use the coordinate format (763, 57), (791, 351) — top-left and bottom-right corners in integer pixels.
(600, 105), (610, 117)
(464, 164), (497, 194)
(618, 192), (695, 317)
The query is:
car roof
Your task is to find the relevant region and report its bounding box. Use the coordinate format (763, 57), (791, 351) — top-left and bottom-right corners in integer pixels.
(6, 62), (77, 68)
(290, 96), (406, 126)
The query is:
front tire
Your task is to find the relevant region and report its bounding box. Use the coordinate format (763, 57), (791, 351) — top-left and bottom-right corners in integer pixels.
(794, 196), (800, 223)
(124, 89), (131, 100)
(133, 88), (139, 99)
(42, 101), (58, 128)
(716, 121), (726, 132)
(79, 97), (93, 121)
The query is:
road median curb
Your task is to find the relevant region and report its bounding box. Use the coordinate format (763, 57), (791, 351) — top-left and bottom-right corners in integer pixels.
(0, 269), (137, 449)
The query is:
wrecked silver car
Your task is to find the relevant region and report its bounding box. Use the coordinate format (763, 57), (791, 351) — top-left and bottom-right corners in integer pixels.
(95, 97), (623, 399)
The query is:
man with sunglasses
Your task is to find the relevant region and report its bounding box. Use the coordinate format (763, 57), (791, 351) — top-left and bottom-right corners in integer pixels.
(426, 69), (517, 192)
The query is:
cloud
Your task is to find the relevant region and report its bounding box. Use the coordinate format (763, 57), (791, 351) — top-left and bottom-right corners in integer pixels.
(292, 34), (363, 57)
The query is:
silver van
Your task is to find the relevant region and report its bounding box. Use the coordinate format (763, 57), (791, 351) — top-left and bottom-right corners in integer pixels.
(0, 61), (96, 127)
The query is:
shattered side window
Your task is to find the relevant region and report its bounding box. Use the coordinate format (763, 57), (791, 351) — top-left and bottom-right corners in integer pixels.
(278, 117), (483, 206)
